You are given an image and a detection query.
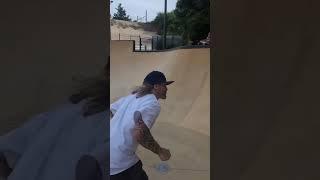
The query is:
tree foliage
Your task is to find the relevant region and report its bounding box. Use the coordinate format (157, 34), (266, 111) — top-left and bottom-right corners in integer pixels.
(152, 0), (210, 44)
(152, 12), (182, 35)
(113, 3), (131, 21)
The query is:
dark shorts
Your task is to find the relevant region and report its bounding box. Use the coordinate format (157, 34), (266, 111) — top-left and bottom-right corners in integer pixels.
(110, 161), (148, 180)
(75, 155), (103, 180)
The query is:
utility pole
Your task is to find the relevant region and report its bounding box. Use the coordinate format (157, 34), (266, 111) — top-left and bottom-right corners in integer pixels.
(163, 0), (167, 49)
(146, 10), (147, 23)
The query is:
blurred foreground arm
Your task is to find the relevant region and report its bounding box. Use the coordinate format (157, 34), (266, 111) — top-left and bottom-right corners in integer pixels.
(133, 111), (171, 161)
(0, 112), (50, 178)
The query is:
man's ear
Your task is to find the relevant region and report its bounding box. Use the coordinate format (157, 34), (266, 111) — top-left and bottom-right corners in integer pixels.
(153, 84), (160, 90)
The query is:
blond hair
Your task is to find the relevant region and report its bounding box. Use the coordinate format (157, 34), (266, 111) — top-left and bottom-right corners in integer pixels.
(131, 83), (154, 98)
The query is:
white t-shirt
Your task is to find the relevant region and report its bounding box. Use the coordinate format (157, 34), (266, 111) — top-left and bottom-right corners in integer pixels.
(110, 93), (161, 175)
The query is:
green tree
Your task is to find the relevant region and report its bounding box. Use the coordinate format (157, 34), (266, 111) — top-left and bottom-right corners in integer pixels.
(152, 12), (182, 35)
(151, 0), (210, 45)
(174, 0), (210, 43)
(113, 3), (131, 21)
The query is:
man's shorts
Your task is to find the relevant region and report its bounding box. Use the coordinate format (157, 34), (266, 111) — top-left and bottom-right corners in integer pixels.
(110, 161), (148, 180)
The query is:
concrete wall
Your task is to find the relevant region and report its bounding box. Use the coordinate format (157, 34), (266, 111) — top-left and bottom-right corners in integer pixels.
(111, 40), (210, 136)
(0, 0), (109, 134)
(213, 0), (320, 179)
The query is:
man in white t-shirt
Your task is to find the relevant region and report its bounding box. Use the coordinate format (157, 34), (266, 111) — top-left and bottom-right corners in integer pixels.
(110, 71), (173, 180)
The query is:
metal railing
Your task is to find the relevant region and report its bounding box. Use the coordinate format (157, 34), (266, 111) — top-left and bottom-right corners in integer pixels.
(112, 33), (185, 51)
(112, 33), (153, 51)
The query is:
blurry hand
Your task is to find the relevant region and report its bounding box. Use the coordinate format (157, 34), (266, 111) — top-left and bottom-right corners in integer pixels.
(158, 148), (171, 161)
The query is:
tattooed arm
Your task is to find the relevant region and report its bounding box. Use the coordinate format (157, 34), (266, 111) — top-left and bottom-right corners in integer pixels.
(133, 111), (161, 154)
(133, 111), (171, 161)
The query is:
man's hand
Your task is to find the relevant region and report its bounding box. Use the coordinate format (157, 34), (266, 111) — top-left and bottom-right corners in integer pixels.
(158, 148), (171, 161)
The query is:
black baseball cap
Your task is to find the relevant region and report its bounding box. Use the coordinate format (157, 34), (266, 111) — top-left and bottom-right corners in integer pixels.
(143, 71), (174, 86)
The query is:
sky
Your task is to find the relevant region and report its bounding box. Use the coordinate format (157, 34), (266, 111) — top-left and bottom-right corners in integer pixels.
(110, 0), (178, 22)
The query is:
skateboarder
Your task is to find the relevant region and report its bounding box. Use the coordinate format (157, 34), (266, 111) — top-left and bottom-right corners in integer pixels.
(110, 71), (173, 180)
